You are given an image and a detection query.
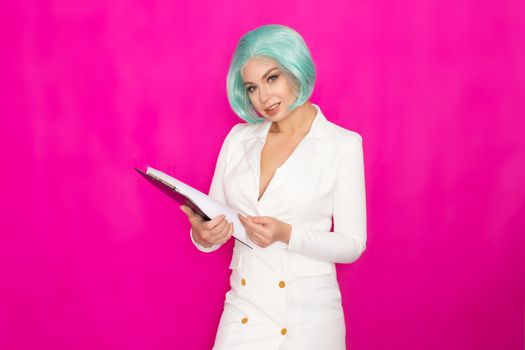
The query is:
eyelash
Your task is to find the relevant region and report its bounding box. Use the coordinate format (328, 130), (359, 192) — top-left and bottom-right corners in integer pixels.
(246, 74), (279, 94)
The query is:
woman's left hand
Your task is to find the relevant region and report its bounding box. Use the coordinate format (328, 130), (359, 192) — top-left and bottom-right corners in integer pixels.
(237, 214), (292, 248)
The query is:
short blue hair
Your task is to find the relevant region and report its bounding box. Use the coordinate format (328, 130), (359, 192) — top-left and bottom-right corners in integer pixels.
(226, 24), (316, 123)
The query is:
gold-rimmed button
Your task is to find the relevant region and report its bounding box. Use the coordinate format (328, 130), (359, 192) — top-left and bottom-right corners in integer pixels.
(241, 278), (246, 286)
(281, 328), (287, 335)
(278, 281), (286, 288)
(241, 317), (248, 324)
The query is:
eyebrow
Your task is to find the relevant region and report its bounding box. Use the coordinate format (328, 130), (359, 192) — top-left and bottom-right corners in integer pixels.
(243, 67), (279, 86)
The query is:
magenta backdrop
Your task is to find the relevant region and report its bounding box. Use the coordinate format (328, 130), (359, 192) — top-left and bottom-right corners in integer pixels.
(1, 1), (524, 349)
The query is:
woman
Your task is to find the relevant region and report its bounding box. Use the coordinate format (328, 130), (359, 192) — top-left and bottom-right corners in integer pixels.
(180, 24), (367, 350)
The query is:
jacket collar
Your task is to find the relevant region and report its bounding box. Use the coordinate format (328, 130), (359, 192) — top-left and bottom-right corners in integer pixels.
(248, 103), (328, 141)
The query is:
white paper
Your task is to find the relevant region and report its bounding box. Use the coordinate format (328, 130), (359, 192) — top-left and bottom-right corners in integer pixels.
(146, 167), (252, 248)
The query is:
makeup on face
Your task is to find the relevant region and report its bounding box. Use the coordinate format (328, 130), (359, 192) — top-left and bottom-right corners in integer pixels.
(241, 58), (297, 121)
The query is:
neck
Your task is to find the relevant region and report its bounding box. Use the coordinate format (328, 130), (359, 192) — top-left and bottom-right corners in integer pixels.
(270, 101), (317, 136)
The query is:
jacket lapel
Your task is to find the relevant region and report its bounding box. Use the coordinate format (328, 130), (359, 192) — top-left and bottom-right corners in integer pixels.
(260, 136), (319, 201)
(241, 104), (329, 205)
(260, 108), (328, 202)
(241, 121), (272, 203)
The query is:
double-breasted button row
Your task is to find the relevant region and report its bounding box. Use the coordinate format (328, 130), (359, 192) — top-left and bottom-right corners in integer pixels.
(239, 318), (287, 336)
(240, 278), (286, 288)
(278, 281), (287, 336)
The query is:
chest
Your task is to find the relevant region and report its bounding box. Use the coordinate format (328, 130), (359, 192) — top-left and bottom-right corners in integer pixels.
(259, 133), (304, 201)
(222, 133), (339, 219)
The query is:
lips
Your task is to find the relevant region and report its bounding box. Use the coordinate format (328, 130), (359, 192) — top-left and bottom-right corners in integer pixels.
(265, 102), (280, 113)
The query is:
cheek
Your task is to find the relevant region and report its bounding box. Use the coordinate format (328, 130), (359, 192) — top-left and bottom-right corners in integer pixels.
(247, 96), (264, 115)
(248, 95), (259, 108)
(277, 81), (296, 99)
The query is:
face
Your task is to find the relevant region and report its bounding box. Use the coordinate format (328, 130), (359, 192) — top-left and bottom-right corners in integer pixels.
(241, 57), (298, 121)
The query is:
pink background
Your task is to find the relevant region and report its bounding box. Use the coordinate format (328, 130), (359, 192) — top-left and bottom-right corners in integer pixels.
(1, 1), (524, 349)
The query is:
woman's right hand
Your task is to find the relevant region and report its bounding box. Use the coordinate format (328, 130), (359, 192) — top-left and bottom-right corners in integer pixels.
(179, 205), (234, 248)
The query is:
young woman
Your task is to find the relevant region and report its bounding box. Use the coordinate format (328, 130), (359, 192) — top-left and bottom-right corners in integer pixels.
(180, 24), (367, 350)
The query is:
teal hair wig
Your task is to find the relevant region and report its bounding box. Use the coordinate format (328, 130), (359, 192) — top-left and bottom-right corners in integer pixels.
(226, 24), (316, 123)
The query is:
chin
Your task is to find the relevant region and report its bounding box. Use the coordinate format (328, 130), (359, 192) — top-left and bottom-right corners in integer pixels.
(273, 111), (293, 122)
(262, 114), (283, 122)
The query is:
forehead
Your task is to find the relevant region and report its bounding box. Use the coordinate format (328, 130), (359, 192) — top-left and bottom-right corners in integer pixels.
(241, 57), (279, 82)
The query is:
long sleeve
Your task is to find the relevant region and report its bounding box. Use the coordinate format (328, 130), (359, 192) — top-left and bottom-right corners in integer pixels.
(287, 133), (367, 263)
(190, 124), (241, 253)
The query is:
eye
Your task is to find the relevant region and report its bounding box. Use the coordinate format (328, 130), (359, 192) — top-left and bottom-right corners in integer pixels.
(268, 74), (279, 83)
(246, 86), (256, 94)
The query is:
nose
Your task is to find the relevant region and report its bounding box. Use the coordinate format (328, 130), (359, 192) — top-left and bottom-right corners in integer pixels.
(258, 85), (271, 105)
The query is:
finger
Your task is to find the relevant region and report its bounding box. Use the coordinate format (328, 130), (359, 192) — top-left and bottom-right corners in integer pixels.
(240, 217), (266, 236)
(246, 216), (262, 227)
(248, 229), (270, 247)
(237, 213), (253, 222)
(245, 229), (258, 244)
(213, 220), (231, 238)
(238, 216), (267, 244)
(212, 222), (233, 244)
(247, 229), (266, 245)
(245, 221), (273, 245)
(211, 214), (227, 223)
(181, 205), (204, 220)
(214, 223), (234, 244)
(203, 215), (227, 230)
(203, 222), (227, 242)
(249, 234), (265, 248)
(240, 218), (256, 234)
(180, 205), (206, 225)
(246, 228), (265, 246)
(249, 216), (274, 225)
(237, 214), (250, 229)
(179, 205), (194, 217)
(217, 219), (230, 232)
(238, 214), (259, 227)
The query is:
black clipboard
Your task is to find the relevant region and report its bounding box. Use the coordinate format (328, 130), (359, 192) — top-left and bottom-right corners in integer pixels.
(135, 167), (210, 220)
(135, 167), (253, 249)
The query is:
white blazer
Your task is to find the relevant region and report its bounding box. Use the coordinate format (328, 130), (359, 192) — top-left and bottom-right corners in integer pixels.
(191, 104), (367, 350)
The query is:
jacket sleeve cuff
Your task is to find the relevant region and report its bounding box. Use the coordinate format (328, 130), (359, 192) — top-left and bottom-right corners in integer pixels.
(190, 228), (219, 253)
(287, 224), (304, 252)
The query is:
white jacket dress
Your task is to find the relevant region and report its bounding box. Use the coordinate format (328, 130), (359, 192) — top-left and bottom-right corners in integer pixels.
(190, 104), (367, 350)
